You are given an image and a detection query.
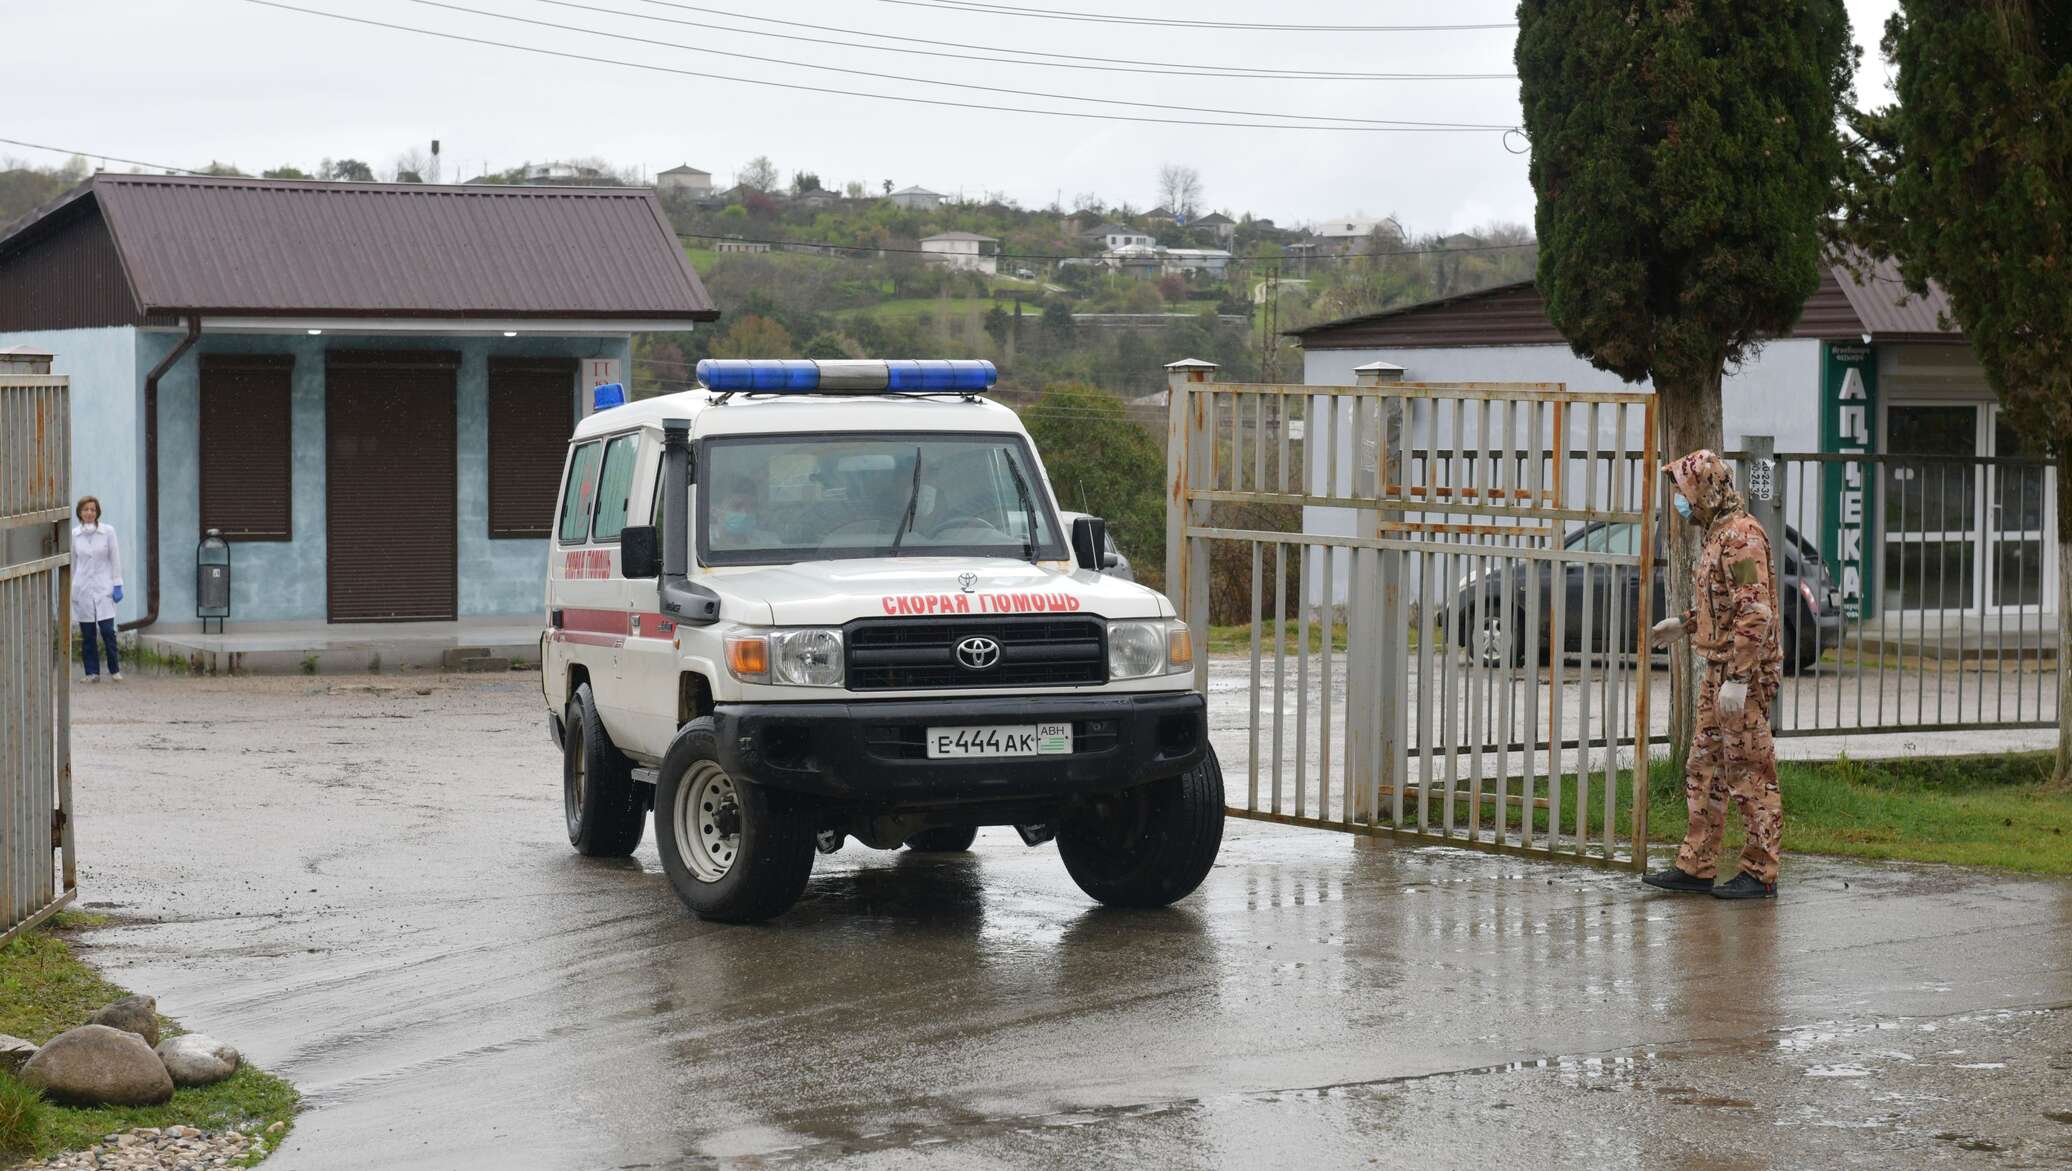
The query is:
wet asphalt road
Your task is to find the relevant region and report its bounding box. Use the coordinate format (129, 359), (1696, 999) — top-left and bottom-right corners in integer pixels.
(65, 673), (2072, 1170)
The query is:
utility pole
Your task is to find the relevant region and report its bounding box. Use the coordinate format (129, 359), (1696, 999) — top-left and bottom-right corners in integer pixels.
(1258, 261), (1282, 382)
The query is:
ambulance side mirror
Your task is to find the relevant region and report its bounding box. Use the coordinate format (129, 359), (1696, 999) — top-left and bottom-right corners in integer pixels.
(1070, 515), (1108, 572)
(619, 526), (660, 579)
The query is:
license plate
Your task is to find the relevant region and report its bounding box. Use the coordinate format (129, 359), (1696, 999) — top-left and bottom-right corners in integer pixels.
(1826, 590), (1841, 611)
(925, 722), (1073, 759)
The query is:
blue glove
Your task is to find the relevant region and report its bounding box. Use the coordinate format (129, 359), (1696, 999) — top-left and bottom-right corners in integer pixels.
(111, 585), (124, 604)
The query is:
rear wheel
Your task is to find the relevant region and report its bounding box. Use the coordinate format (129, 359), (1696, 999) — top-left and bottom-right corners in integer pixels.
(1057, 748), (1225, 908)
(654, 717), (815, 923)
(905, 826), (980, 852)
(564, 682), (645, 857)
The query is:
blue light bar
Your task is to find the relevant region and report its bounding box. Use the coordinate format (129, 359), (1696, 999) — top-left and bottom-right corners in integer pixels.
(695, 359), (997, 393)
(592, 382), (626, 411)
(885, 360), (996, 391)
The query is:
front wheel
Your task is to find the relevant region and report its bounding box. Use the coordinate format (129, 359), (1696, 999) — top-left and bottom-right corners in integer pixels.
(654, 718), (816, 923)
(1470, 606), (1527, 668)
(1057, 748), (1225, 908)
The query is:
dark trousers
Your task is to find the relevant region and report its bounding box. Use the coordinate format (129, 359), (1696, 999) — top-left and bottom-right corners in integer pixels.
(79, 618), (120, 676)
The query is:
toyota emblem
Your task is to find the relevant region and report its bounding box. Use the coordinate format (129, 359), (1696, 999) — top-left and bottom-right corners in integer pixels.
(957, 571), (978, 594)
(955, 635), (1001, 670)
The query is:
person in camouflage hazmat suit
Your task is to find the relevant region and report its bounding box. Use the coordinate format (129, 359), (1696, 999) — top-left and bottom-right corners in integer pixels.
(1643, 449), (1784, 900)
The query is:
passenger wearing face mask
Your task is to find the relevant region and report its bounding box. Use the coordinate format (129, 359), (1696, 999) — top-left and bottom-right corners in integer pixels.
(711, 479), (778, 549)
(1643, 449), (1785, 900)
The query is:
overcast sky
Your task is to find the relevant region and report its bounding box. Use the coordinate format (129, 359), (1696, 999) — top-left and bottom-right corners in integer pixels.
(10, 0), (1901, 235)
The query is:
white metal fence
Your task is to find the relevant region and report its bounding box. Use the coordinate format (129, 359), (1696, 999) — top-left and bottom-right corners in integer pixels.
(1165, 361), (1658, 870)
(1, 371), (76, 944)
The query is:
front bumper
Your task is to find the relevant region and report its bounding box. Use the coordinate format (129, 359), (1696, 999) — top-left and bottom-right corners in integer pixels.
(710, 691), (1207, 804)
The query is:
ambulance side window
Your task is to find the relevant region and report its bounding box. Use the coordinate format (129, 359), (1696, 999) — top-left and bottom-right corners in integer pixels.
(557, 441), (604, 544)
(590, 435), (639, 543)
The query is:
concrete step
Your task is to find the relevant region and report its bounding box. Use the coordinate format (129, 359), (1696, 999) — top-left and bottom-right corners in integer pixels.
(443, 647), (514, 672)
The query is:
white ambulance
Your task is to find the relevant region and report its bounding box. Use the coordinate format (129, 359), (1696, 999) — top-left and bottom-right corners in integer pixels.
(542, 359), (1221, 923)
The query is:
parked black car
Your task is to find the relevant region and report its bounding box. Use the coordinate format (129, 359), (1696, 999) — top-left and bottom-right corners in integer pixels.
(1449, 521), (1844, 674)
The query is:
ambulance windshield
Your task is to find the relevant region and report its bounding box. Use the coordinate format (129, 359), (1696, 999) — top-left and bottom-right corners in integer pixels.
(699, 432), (1065, 565)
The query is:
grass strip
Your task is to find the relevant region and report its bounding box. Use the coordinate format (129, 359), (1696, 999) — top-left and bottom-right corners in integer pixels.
(1394, 751), (2070, 875)
(0, 913), (297, 1165)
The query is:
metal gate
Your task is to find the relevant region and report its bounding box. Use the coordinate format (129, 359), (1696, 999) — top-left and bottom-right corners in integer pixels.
(1163, 360), (1657, 870)
(1, 362), (76, 943)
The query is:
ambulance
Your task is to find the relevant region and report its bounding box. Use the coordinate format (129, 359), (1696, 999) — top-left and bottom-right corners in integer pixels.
(542, 359), (1221, 923)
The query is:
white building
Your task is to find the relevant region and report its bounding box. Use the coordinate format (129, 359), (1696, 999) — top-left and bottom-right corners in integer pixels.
(1085, 222), (1155, 251)
(656, 164), (712, 196)
(918, 231), (999, 275)
(1287, 261), (2058, 624)
(1161, 248), (1233, 277)
(887, 185), (945, 210)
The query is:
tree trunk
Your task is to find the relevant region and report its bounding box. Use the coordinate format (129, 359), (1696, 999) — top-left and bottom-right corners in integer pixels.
(1655, 363), (1726, 773)
(2056, 445), (2070, 789)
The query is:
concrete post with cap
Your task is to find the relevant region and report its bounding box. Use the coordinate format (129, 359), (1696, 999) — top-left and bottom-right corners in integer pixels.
(1346, 361), (1407, 818)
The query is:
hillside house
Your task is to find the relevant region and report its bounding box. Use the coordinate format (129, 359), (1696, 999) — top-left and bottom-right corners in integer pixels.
(656, 164), (712, 197)
(887, 185), (945, 210)
(1085, 223), (1155, 251)
(919, 231), (1000, 275)
(0, 174), (717, 630)
(1191, 212), (1236, 244)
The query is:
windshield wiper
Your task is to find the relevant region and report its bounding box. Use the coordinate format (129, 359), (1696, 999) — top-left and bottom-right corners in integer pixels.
(890, 445), (923, 555)
(1002, 451), (1037, 563)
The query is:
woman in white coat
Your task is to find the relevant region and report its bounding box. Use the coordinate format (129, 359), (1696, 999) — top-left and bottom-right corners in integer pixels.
(72, 495), (124, 682)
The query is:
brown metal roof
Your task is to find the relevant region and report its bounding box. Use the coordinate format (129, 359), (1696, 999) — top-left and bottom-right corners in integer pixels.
(1290, 258), (1961, 350)
(0, 173), (716, 322)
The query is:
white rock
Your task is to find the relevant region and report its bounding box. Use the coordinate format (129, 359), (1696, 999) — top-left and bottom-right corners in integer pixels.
(0, 1033), (36, 1075)
(154, 1035), (239, 1088)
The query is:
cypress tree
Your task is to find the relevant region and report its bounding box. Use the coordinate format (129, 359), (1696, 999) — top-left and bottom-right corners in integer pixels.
(1846, 1), (2072, 783)
(1515, 0), (1855, 747)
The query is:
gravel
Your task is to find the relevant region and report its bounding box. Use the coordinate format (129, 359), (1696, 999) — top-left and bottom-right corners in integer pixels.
(24, 1123), (281, 1170)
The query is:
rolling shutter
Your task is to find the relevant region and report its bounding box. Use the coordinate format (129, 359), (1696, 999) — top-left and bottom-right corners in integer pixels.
(486, 357), (577, 538)
(325, 351), (458, 622)
(198, 354), (295, 539)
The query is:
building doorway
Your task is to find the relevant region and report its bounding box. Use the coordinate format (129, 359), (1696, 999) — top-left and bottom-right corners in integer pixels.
(325, 352), (458, 622)
(1882, 401), (2056, 617)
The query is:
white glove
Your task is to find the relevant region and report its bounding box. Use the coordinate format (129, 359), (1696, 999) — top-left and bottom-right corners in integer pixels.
(1649, 616), (1686, 649)
(1718, 678), (1749, 717)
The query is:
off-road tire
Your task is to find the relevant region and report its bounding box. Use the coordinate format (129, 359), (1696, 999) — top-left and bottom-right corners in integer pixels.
(906, 826), (980, 852)
(654, 717), (815, 923)
(1057, 747), (1225, 908)
(564, 682), (645, 857)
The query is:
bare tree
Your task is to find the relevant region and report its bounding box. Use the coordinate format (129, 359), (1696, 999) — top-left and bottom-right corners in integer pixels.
(739, 155), (780, 193)
(1156, 163), (1203, 218)
(393, 147), (433, 183)
(844, 179), (866, 198)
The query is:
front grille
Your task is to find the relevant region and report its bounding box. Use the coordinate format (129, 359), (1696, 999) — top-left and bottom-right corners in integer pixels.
(845, 616), (1106, 691)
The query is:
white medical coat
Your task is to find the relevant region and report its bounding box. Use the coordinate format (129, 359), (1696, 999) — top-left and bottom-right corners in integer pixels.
(71, 522), (123, 624)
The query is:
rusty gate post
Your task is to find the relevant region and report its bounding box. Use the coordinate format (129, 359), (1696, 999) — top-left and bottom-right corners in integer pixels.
(1165, 359), (1217, 695)
(1348, 362), (1404, 821)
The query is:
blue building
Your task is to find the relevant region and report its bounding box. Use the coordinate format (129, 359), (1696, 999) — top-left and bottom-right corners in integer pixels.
(0, 173), (716, 633)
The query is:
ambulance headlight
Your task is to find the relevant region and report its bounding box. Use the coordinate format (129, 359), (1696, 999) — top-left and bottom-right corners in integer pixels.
(1107, 620), (1168, 680)
(768, 628), (844, 687)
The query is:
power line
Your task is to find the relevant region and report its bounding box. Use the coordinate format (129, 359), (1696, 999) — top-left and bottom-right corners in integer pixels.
(875, 0), (1515, 33)
(0, 137), (209, 177)
(407, 0), (1510, 128)
(241, 1), (1513, 133)
(544, 0), (1516, 81)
